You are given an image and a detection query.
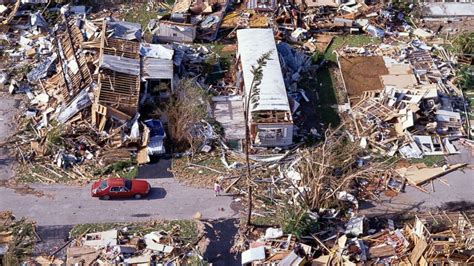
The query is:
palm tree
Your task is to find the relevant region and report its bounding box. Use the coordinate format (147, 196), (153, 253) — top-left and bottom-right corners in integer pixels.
(245, 50), (273, 226)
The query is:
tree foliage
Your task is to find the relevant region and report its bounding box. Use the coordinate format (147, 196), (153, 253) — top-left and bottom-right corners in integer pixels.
(165, 79), (208, 152)
(452, 32), (474, 55)
(249, 50), (273, 109)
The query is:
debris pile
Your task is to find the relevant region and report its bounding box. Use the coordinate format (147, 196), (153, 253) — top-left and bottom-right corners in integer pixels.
(238, 211), (474, 264)
(336, 40), (467, 160)
(1, 4), (180, 182)
(0, 211), (38, 265)
(66, 222), (204, 265)
(154, 0), (230, 43)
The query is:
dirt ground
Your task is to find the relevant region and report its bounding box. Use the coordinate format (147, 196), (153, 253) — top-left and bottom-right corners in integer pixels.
(421, 18), (474, 36)
(329, 65), (347, 104)
(338, 56), (388, 99)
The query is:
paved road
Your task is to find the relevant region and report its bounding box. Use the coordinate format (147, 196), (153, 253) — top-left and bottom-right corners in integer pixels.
(0, 96), (20, 181)
(0, 176), (237, 226)
(360, 167), (474, 217)
(361, 144), (474, 217)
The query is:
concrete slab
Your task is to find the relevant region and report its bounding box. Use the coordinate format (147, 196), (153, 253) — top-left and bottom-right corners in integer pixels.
(212, 96), (245, 140)
(421, 3), (474, 18)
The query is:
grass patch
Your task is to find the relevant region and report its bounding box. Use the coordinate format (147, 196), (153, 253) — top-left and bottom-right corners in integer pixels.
(324, 35), (381, 63)
(250, 215), (279, 227)
(301, 34), (379, 127)
(122, 4), (163, 29)
(317, 106), (340, 127)
(69, 220), (199, 244)
(172, 150), (242, 188)
(299, 67), (341, 127)
(409, 155), (446, 167)
(203, 44), (235, 84)
(165, 0), (176, 6)
(16, 164), (73, 184)
(93, 160), (138, 179)
(173, 153), (227, 180)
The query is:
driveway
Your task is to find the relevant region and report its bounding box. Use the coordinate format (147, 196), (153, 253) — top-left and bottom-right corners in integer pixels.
(360, 167), (474, 217)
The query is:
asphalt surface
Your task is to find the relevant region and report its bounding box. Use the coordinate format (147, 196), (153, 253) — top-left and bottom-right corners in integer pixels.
(0, 96), (20, 181)
(360, 167), (474, 217)
(360, 143), (474, 217)
(0, 175), (237, 226)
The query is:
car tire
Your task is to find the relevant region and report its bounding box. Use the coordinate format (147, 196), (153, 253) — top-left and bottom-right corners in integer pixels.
(134, 194), (142, 199)
(101, 195), (110, 200)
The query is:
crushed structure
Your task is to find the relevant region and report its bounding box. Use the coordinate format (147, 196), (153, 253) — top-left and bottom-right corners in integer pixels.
(0, 0), (473, 265)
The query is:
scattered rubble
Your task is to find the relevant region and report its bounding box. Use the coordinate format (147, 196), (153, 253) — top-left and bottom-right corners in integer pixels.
(63, 220), (204, 265)
(236, 210), (474, 264)
(0, 0), (473, 265)
(0, 211), (38, 265)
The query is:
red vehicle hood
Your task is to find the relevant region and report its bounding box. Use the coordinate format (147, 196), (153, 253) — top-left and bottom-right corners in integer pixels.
(91, 180), (105, 196)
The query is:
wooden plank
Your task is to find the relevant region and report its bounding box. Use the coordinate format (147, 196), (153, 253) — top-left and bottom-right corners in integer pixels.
(410, 239), (428, 264)
(401, 164), (467, 186)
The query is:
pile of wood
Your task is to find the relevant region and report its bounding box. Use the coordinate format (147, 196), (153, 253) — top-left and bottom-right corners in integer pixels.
(0, 211), (38, 265)
(227, 126), (399, 219)
(64, 223), (204, 265)
(238, 210), (474, 265)
(2, 12), (153, 183)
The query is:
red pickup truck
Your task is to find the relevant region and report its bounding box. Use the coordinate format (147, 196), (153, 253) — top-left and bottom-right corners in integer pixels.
(91, 178), (151, 200)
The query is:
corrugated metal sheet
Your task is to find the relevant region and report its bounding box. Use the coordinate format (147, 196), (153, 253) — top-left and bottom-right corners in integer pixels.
(107, 20), (142, 41)
(100, 54), (140, 76)
(236, 29), (290, 113)
(156, 21), (196, 43)
(142, 58), (173, 80)
(140, 43), (174, 60)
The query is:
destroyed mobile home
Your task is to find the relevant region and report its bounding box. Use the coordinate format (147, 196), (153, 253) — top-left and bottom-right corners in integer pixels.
(238, 210), (474, 265)
(0, 5), (186, 181)
(337, 42), (467, 159)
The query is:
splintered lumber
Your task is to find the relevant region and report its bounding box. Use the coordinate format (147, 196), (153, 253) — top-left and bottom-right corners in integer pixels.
(396, 163), (467, 186)
(187, 163), (225, 174)
(368, 244), (396, 258)
(410, 239), (428, 264)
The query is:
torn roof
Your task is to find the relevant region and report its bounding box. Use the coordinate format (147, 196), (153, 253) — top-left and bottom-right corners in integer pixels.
(236, 28), (290, 113)
(107, 20), (142, 41)
(100, 54), (140, 76)
(142, 58), (173, 80)
(140, 43), (174, 60)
